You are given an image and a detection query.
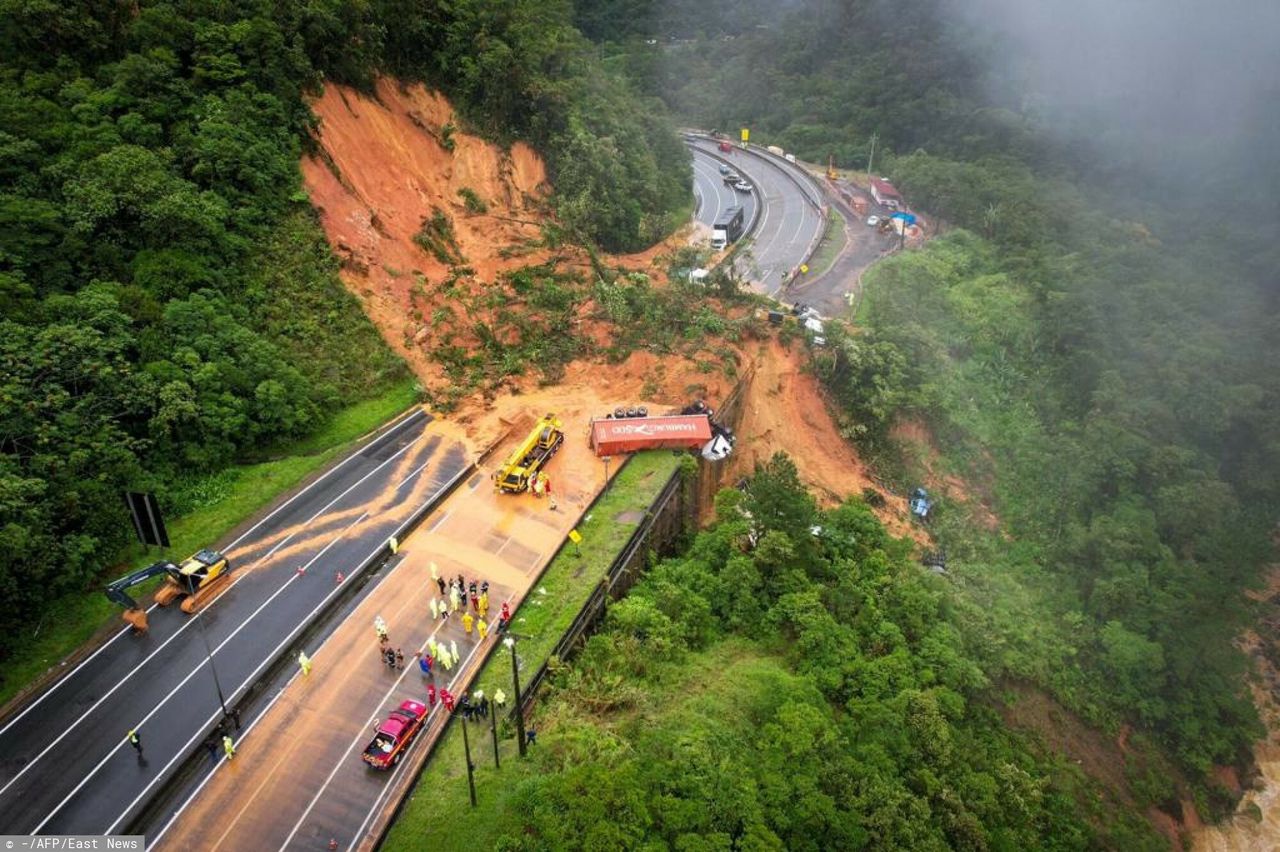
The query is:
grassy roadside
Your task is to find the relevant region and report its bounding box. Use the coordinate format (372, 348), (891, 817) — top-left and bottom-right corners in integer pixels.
(808, 208), (849, 278)
(0, 378), (421, 710)
(382, 450), (683, 849)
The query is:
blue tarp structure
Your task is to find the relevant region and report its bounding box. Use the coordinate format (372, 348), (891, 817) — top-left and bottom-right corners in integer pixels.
(890, 212), (917, 226)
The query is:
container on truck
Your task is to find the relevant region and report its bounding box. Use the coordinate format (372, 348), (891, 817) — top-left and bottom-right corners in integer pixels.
(590, 414), (713, 456)
(710, 205), (745, 250)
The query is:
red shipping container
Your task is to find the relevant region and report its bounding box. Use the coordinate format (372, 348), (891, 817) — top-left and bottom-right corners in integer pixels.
(590, 415), (712, 456)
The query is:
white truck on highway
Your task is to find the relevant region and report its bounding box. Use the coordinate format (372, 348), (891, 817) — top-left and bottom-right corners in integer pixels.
(710, 205), (745, 251)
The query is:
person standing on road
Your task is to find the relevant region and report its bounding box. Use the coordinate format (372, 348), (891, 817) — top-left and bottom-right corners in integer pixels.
(428, 636), (439, 659)
(395, 648), (405, 669)
(442, 689), (455, 713)
(449, 585), (461, 613)
(450, 639), (459, 664)
(493, 689), (507, 709)
(436, 576), (446, 596)
(427, 682), (437, 707)
(223, 735), (236, 760)
(298, 651), (312, 676)
(430, 597), (439, 620)
(419, 653), (433, 676)
(128, 729), (142, 755)
(477, 618), (488, 641)
(374, 616), (389, 644)
(462, 611), (474, 636)
(479, 591), (489, 618)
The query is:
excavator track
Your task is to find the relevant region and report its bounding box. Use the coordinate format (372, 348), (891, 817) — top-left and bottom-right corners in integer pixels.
(179, 572), (233, 613)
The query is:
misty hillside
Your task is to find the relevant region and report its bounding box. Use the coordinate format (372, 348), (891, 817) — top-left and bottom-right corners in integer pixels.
(0, 0), (1277, 848)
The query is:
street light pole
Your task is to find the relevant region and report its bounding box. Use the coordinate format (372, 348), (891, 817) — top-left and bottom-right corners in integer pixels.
(459, 710), (478, 807)
(505, 636), (526, 757)
(602, 455), (612, 497)
(188, 576), (230, 720)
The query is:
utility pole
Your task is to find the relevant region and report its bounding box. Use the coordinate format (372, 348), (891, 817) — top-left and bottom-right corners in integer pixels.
(489, 696), (500, 769)
(459, 710), (478, 807)
(866, 133), (878, 178)
(505, 636), (527, 757)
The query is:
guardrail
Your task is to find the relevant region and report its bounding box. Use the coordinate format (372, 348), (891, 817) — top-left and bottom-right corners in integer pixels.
(686, 133), (830, 301)
(367, 449), (650, 850)
(513, 469), (687, 718)
(370, 376), (755, 850)
(128, 419), (497, 835)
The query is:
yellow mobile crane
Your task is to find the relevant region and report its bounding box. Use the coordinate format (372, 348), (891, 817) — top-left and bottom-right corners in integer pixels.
(495, 414), (564, 493)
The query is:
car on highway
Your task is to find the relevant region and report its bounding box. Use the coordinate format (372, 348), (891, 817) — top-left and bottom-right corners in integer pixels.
(866, 215), (880, 227)
(718, 164), (733, 175)
(722, 172), (740, 185)
(733, 180), (752, 193)
(362, 699), (428, 769)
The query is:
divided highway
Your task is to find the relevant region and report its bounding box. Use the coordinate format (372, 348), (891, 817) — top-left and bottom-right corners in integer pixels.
(687, 135), (826, 298)
(0, 408), (469, 835)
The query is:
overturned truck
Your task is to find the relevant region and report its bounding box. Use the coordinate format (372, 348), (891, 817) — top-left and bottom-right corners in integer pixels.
(589, 402), (734, 461)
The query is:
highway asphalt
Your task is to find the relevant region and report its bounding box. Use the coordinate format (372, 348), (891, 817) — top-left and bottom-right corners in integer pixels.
(0, 407), (469, 835)
(687, 137), (826, 299)
(149, 413), (614, 851)
(691, 147), (759, 236)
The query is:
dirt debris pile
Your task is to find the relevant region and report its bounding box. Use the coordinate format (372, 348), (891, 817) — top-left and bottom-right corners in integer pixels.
(301, 78), (916, 536)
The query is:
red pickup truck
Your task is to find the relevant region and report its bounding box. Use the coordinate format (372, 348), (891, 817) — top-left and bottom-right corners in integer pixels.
(362, 699), (428, 769)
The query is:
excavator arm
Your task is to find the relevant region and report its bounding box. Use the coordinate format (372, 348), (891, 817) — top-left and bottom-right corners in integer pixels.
(105, 561), (176, 611)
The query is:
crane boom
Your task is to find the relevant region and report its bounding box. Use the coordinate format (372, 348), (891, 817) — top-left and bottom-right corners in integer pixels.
(494, 414), (564, 493)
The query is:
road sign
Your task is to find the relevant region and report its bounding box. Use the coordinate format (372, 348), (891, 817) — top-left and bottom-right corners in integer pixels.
(123, 491), (170, 548)
(568, 530), (583, 544)
(740, 128), (749, 143)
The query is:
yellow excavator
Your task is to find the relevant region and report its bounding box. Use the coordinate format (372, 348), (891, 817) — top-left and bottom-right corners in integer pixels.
(105, 549), (233, 632)
(494, 414), (564, 493)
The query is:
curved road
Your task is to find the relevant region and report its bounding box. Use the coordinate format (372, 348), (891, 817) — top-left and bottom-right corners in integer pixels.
(688, 136), (825, 299)
(0, 409), (469, 835)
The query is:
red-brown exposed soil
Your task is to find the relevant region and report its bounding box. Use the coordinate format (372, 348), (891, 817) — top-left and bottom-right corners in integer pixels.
(301, 77), (915, 537)
(302, 79), (555, 381)
(728, 339), (921, 539)
(1191, 561), (1280, 851)
(891, 418), (1001, 532)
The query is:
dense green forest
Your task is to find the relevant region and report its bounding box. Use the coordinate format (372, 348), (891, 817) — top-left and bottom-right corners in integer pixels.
(472, 457), (1162, 849)
(577, 0), (1280, 810)
(0, 0), (688, 663)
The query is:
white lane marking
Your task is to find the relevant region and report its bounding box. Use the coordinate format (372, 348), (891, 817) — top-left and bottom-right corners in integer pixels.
(0, 427), (430, 802)
(689, 157), (725, 226)
(342, 639), (487, 852)
(0, 409), (427, 741)
(149, 678), (294, 848)
(226, 408), (426, 553)
(101, 458), (473, 837)
(275, 605), (485, 850)
(151, 548), (420, 851)
(34, 513), (367, 835)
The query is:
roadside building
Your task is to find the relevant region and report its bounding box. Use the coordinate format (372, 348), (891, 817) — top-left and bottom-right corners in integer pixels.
(869, 177), (902, 210)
